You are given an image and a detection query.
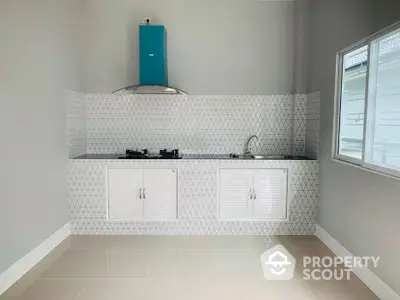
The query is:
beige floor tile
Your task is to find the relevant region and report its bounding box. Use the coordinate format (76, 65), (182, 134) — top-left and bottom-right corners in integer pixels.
(210, 249), (263, 276)
(6, 279), (86, 300)
(174, 248), (262, 278)
(301, 277), (379, 300)
(107, 249), (148, 278)
(0, 239), (70, 299)
(69, 235), (267, 251)
(75, 279), (177, 300)
(139, 249), (180, 278)
(280, 236), (335, 260)
(107, 248), (183, 278)
(167, 235), (267, 250)
(70, 235), (172, 250)
(40, 250), (109, 279)
(177, 276), (315, 300)
(1, 236), (380, 300)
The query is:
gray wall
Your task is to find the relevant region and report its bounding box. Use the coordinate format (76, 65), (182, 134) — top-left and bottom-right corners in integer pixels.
(80, 0), (300, 94)
(293, 0), (311, 94)
(0, 0), (82, 275)
(309, 0), (400, 294)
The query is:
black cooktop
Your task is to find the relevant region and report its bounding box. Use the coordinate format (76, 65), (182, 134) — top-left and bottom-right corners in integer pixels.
(119, 149), (182, 159)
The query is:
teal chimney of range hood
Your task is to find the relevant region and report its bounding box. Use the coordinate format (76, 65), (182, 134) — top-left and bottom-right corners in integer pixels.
(113, 23), (186, 95)
(139, 24), (167, 86)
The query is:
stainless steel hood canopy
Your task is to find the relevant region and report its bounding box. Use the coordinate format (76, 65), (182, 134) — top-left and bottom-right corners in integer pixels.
(112, 85), (186, 95)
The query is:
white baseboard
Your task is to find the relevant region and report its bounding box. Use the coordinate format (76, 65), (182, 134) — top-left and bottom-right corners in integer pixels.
(315, 224), (400, 300)
(0, 223), (70, 295)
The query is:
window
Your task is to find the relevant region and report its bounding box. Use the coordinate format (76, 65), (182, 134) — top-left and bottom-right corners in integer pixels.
(335, 22), (400, 177)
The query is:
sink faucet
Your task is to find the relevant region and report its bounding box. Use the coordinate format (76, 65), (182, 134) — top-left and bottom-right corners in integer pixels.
(244, 135), (259, 156)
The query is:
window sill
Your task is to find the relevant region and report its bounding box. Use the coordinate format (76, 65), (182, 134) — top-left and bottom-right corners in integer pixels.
(332, 157), (400, 182)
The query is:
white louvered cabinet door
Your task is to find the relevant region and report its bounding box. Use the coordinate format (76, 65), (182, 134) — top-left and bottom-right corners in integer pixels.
(253, 169), (288, 220)
(142, 169), (177, 220)
(219, 169), (254, 220)
(107, 169), (143, 221)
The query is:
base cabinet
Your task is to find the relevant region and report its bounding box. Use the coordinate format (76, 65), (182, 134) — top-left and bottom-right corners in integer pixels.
(142, 169), (178, 220)
(219, 169), (287, 220)
(107, 168), (177, 221)
(108, 169), (143, 221)
(218, 169), (254, 219)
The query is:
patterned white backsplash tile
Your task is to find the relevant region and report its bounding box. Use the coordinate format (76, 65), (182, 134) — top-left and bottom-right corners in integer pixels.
(66, 92), (322, 157)
(66, 92), (320, 158)
(66, 90), (86, 158)
(68, 159), (318, 235)
(85, 94), (296, 155)
(293, 94), (307, 156)
(305, 91), (320, 159)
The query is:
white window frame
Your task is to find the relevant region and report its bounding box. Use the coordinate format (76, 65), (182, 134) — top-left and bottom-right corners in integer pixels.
(333, 21), (400, 180)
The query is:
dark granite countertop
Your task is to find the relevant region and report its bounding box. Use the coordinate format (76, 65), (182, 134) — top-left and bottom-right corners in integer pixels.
(72, 154), (315, 161)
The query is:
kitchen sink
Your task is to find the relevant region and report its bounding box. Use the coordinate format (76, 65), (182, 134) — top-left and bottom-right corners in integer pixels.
(251, 155), (288, 160)
(226, 154), (293, 160)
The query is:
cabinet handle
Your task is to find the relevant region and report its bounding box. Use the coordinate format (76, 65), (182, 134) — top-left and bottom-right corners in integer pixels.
(253, 189), (257, 200)
(249, 189), (253, 200)
(143, 188), (146, 199)
(139, 188), (142, 199)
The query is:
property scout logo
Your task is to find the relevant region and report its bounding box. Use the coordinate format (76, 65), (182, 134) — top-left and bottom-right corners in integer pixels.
(261, 244), (380, 281)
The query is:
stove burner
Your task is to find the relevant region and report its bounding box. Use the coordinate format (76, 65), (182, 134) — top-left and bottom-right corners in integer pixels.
(127, 149), (148, 156)
(119, 149), (149, 159)
(119, 149), (182, 159)
(159, 149), (180, 159)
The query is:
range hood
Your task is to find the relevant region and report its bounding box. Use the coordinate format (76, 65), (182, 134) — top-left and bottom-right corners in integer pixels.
(113, 23), (186, 95)
(113, 85), (186, 95)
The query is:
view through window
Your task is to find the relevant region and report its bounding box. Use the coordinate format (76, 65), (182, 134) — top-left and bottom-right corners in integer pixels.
(339, 45), (368, 160)
(336, 25), (400, 174)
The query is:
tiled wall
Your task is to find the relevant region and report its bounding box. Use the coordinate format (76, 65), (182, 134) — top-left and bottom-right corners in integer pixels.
(86, 94), (295, 155)
(305, 92), (320, 159)
(68, 159), (318, 235)
(66, 93), (320, 158)
(65, 91), (86, 158)
(66, 92), (320, 235)
(293, 94), (307, 156)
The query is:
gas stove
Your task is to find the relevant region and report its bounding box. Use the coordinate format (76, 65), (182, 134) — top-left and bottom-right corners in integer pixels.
(119, 149), (182, 159)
